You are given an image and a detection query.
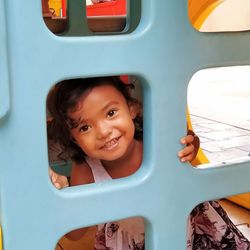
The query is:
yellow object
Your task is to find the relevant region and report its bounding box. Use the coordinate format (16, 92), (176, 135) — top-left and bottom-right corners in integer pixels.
(227, 194), (250, 210)
(0, 226), (2, 250)
(188, 0), (225, 30)
(48, 0), (62, 17)
(187, 109), (209, 166)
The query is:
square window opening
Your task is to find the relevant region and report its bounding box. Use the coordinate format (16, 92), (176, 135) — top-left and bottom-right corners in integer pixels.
(55, 217), (145, 250)
(47, 75), (143, 187)
(42, 0), (141, 35)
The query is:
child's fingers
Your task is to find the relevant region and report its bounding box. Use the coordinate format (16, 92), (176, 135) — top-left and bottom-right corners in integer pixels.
(49, 168), (69, 189)
(54, 182), (61, 189)
(55, 180), (69, 189)
(178, 143), (194, 157)
(56, 176), (69, 189)
(178, 144), (195, 162)
(180, 154), (194, 163)
(49, 169), (57, 184)
(180, 135), (194, 145)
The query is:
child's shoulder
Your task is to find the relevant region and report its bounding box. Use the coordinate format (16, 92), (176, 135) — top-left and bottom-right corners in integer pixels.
(71, 161), (94, 186)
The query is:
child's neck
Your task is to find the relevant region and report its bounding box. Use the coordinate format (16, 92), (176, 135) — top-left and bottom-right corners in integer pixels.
(101, 139), (142, 179)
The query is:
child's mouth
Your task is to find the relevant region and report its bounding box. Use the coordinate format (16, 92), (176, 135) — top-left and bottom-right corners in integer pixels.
(101, 136), (122, 150)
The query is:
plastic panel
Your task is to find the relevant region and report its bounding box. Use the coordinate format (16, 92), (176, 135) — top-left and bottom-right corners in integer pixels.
(0, 0), (10, 120)
(0, 0), (250, 249)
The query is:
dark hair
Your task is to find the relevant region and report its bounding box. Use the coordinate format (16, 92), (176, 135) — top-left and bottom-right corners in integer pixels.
(47, 76), (142, 163)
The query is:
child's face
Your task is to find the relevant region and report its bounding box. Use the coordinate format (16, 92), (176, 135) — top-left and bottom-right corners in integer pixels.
(69, 84), (136, 161)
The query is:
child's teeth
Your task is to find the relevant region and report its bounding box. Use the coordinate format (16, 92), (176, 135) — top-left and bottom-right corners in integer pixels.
(105, 138), (117, 148)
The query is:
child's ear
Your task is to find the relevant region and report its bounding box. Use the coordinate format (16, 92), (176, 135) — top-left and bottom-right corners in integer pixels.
(128, 102), (139, 119)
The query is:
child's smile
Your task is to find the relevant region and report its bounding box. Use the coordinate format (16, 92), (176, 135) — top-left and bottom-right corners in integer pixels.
(69, 84), (137, 162)
(100, 135), (122, 151)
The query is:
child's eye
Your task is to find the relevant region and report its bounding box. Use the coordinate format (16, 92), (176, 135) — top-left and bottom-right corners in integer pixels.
(107, 109), (117, 118)
(79, 125), (90, 132)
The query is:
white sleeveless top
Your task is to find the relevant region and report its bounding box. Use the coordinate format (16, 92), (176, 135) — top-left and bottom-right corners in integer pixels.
(85, 157), (145, 250)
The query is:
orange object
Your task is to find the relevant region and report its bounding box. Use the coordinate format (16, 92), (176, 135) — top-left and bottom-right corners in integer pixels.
(61, 0), (66, 17)
(188, 0), (224, 30)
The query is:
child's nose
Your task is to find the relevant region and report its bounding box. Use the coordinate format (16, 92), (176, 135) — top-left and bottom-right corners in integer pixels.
(97, 121), (112, 139)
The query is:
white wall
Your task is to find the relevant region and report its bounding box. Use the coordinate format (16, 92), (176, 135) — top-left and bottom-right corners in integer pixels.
(201, 0), (250, 32)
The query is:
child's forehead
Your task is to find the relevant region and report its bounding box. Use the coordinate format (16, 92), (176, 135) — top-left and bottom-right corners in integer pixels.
(69, 84), (127, 114)
(78, 83), (125, 103)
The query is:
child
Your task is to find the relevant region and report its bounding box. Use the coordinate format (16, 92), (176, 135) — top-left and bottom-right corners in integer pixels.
(47, 76), (250, 250)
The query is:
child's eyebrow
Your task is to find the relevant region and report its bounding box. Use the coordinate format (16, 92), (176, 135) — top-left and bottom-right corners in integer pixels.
(69, 116), (87, 129)
(101, 101), (119, 112)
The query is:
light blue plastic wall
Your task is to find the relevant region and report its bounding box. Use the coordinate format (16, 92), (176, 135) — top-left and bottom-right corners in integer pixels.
(1, 0), (250, 249)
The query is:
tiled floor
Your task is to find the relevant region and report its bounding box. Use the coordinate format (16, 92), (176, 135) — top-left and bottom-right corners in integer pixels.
(191, 115), (250, 163)
(219, 199), (250, 240)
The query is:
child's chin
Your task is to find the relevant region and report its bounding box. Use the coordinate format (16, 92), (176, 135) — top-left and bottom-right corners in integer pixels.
(100, 151), (125, 162)
(101, 155), (122, 162)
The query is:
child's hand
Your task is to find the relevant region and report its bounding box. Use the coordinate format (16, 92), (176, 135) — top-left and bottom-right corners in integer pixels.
(49, 168), (69, 189)
(178, 131), (200, 163)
